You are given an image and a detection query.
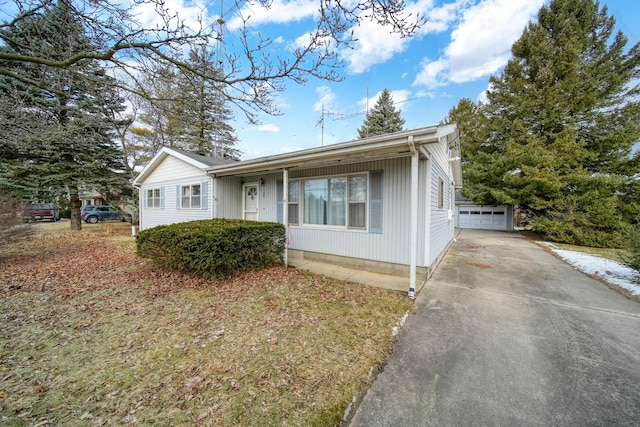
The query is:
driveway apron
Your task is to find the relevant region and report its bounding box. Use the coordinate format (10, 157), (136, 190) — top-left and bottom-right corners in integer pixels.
(349, 229), (640, 426)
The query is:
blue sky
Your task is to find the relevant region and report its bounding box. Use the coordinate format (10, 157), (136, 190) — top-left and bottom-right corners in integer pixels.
(200, 0), (637, 160)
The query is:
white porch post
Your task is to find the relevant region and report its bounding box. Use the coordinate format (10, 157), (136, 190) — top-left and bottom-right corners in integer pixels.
(282, 168), (289, 267)
(212, 177), (218, 219)
(409, 136), (418, 298)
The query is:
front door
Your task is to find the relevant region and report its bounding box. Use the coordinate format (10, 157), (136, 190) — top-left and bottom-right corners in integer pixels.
(243, 183), (259, 221)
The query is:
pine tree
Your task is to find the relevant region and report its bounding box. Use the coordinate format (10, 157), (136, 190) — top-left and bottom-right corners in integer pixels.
(443, 98), (496, 203)
(133, 49), (240, 160)
(464, 0), (640, 247)
(357, 89), (405, 138)
(178, 48), (240, 160)
(0, 1), (128, 230)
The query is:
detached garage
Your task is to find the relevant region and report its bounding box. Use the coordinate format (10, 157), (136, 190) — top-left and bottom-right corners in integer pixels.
(455, 192), (514, 231)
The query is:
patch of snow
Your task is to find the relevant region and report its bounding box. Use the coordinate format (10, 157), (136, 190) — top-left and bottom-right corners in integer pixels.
(392, 311), (410, 337)
(540, 242), (640, 296)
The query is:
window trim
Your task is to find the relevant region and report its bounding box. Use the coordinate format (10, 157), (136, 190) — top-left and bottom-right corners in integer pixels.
(180, 184), (202, 209)
(437, 178), (444, 210)
(294, 172), (368, 230)
(146, 188), (162, 209)
(287, 180), (300, 226)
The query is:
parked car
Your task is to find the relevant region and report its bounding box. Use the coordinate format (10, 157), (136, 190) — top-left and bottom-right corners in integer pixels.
(23, 203), (60, 222)
(81, 205), (126, 223)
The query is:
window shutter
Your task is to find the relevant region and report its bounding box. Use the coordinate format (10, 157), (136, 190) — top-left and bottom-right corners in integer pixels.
(369, 170), (383, 234)
(201, 181), (209, 210)
(176, 185), (181, 210)
(142, 189), (147, 209)
(160, 187), (165, 210)
(276, 180), (283, 223)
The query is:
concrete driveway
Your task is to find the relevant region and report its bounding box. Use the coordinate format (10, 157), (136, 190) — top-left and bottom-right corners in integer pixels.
(349, 229), (640, 426)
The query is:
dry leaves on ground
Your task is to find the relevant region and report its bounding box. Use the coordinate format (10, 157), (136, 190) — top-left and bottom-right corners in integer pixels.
(0, 229), (412, 426)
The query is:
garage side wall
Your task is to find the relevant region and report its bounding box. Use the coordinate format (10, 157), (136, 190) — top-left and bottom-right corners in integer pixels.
(426, 140), (456, 267)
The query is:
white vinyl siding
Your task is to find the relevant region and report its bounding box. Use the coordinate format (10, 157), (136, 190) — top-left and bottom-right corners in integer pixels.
(285, 158), (412, 266)
(427, 139), (456, 267)
(138, 155), (213, 230)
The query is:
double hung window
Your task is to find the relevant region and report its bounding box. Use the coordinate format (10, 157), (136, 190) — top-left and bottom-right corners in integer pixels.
(288, 181), (300, 225)
(181, 184), (201, 209)
(146, 188), (161, 209)
(296, 174), (367, 229)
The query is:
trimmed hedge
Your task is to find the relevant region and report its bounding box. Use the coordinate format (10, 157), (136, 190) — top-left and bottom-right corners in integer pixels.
(136, 219), (286, 278)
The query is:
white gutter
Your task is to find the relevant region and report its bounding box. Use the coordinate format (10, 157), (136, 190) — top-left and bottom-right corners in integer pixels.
(208, 125), (440, 177)
(408, 135), (418, 299)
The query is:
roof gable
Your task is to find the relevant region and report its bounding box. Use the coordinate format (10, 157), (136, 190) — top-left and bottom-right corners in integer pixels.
(133, 147), (235, 185)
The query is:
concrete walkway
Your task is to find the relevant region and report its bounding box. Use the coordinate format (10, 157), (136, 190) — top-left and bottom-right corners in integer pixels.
(349, 229), (640, 426)
(288, 257), (422, 294)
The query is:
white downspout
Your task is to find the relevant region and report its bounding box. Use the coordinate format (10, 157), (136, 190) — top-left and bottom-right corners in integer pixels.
(283, 168), (289, 267)
(408, 135), (418, 299)
(212, 177), (218, 219)
(419, 146), (432, 271)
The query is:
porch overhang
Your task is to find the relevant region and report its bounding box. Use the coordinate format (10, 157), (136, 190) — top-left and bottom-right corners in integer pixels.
(207, 125), (454, 177)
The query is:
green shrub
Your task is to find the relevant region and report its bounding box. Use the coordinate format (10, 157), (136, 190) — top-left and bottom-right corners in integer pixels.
(533, 215), (628, 248)
(620, 228), (640, 274)
(136, 219), (286, 278)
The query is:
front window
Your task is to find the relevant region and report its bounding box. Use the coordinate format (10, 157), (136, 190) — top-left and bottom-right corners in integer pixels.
(348, 175), (366, 229)
(301, 174), (366, 229)
(181, 184), (201, 208)
(288, 181), (300, 225)
(146, 188), (161, 209)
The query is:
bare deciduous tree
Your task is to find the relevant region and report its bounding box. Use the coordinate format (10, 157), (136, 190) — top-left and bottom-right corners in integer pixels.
(1, 0), (422, 121)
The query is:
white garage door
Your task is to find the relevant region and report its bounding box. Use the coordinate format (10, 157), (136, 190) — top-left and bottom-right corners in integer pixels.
(458, 205), (508, 230)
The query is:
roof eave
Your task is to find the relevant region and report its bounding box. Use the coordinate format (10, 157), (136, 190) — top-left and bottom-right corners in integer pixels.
(208, 125), (443, 177)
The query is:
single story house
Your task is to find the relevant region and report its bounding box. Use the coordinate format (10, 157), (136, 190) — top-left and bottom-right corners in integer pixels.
(133, 124), (462, 297)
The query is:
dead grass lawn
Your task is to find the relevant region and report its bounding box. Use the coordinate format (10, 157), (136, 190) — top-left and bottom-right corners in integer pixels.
(0, 227), (412, 426)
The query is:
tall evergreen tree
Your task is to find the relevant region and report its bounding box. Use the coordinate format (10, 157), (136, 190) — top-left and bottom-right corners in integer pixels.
(178, 48), (240, 160)
(133, 50), (240, 161)
(357, 88), (405, 138)
(463, 0), (640, 247)
(0, 1), (127, 230)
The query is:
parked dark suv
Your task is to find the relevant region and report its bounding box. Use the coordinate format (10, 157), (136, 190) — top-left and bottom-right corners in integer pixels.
(81, 205), (126, 223)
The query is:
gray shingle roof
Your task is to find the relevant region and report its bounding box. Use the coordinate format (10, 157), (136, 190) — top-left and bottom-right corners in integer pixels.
(171, 149), (238, 167)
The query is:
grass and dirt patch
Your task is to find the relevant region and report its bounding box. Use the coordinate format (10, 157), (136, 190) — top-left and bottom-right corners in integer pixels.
(546, 242), (631, 265)
(0, 225), (412, 426)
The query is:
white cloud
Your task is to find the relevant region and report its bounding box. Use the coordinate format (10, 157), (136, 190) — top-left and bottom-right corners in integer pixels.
(343, 20), (408, 74)
(343, 0), (463, 74)
(258, 124), (280, 132)
(415, 89), (437, 99)
(226, 0), (319, 31)
(313, 86), (337, 112)
(413, 0), (467, 35)
(413, 0), (544, 89)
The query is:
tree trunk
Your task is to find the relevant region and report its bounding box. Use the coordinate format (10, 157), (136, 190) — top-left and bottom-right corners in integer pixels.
(70, 188), (82, 231)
